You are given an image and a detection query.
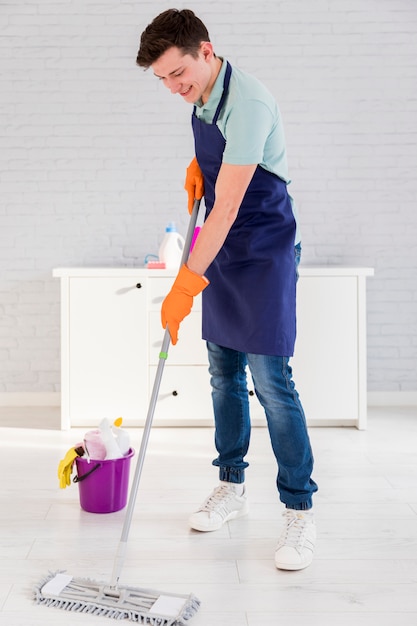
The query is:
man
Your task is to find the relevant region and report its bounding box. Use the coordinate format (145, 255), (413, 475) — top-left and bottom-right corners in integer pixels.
(137, 8), (318, 571)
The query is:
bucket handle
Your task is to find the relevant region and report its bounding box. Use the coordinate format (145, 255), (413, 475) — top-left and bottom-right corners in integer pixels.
(73, 462), (101, 483)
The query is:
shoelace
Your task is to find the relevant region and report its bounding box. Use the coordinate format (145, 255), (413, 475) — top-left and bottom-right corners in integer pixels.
(200, 484), (237, 514)
(278, 510), (311, 549)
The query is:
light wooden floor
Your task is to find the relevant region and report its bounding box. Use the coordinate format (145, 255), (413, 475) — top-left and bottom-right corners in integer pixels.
(1, 406), (417, 625)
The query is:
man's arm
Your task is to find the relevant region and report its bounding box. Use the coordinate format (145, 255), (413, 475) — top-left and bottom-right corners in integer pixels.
(186, 162), (257, 276)
(161, 161), (257, 344)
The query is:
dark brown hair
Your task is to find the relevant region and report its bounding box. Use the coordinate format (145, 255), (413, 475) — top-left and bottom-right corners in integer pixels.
(137, 9), (211, 68)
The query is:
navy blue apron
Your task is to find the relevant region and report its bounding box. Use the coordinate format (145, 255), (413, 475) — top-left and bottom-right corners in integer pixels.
(192, 62), (297, 356)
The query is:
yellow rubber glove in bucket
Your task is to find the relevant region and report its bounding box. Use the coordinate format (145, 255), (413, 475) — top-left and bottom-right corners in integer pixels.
(57, 447), (83, 489)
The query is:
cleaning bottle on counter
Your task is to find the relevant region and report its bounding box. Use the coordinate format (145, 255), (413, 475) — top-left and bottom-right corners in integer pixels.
(158, 222), (185, 270)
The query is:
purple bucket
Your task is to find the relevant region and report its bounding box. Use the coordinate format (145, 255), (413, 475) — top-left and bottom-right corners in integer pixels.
(74, 448), (135, 513)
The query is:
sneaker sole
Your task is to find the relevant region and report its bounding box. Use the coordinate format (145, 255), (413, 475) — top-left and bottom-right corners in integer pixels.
(189, 502), (249, 532)
(275, 553), (313, 571)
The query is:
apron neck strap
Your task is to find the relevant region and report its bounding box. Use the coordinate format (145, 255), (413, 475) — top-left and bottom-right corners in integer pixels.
(193, 61), (232, 124)
(213, 61), (232, 124)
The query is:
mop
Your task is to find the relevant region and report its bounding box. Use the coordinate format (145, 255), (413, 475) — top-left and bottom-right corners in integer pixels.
(35, 200), (202, 625)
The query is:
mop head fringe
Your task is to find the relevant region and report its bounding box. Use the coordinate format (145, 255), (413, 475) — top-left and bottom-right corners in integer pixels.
(34, 571), (200, 625)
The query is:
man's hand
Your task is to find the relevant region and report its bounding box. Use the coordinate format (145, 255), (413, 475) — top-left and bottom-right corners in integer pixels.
(161, 264), (209, 344)
(185, 157), (204, 215)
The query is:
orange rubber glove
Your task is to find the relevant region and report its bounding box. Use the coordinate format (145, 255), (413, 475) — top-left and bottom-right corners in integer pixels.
(185, 157), (204, 214)
(161, 264), (209, 345)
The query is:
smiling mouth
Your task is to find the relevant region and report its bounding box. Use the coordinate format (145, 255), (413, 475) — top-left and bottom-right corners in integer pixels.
(180, 86), (192, 97)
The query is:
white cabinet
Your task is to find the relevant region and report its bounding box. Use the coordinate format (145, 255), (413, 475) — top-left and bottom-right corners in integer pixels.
(147, 275), (211, 425)
(56, 275), (149, 429)
(53, 266), (373, 430)
(291, 271), (369, 427)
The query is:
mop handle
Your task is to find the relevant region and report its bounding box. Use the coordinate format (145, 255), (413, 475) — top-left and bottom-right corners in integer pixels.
(110, 199), (201, 587)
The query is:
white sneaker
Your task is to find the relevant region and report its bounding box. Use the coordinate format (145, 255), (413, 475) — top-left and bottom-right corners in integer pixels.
(189, 483), (249, 532)
(275, 509), (316, 570)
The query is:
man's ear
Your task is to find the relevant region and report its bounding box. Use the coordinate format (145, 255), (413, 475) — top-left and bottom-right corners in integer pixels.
(200, 41), (215, 62)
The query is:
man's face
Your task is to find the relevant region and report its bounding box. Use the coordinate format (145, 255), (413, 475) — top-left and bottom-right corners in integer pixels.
(151, 44), (214, 104)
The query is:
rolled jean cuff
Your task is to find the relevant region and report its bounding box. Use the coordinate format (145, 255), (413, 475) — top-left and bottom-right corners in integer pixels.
(286, 500), (313, 511)
(218, 466), (245, 484)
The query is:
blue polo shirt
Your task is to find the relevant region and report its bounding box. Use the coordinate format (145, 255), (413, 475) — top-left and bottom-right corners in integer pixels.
(194, 58), (300, 243)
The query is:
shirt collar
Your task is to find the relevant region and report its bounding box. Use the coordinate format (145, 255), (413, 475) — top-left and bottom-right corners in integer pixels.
(194, 57), (227, 114)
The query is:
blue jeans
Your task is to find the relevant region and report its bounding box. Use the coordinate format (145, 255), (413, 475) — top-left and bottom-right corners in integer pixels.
(206, 243), (318, 510)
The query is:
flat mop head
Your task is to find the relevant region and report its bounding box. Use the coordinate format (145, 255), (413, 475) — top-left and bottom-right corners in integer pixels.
(35, 572), (200, 625)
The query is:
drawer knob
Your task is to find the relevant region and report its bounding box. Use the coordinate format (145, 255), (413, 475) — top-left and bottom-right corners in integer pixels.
(136, 283), (142, 289)
(172, 390), (178, 396)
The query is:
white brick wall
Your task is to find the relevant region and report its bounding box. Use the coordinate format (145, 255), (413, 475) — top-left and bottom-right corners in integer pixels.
(1, 0), (416, 394)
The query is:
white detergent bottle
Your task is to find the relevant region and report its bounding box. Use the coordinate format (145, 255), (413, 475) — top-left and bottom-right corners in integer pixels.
(99, 418), (123, 460)
(111, 423), (131, 456)
(158, 222), (185, 270)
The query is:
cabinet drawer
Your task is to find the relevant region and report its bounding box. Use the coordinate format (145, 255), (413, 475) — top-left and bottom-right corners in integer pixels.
(150, 365), (213, 425)
(149, 311), (208, 365)
(149, 364), (265, 426)
(148, 277), (174, 310)
(147, 276), (202, 311)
